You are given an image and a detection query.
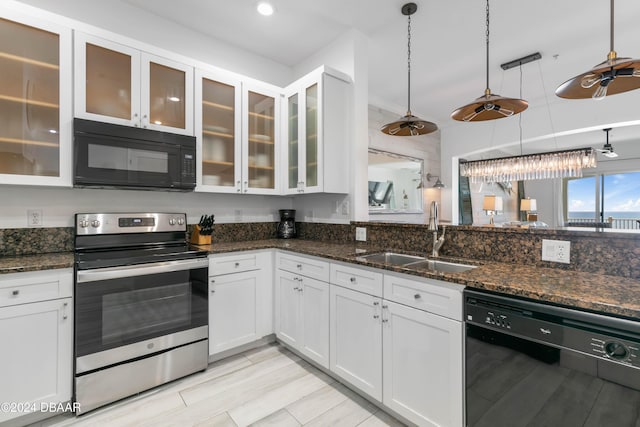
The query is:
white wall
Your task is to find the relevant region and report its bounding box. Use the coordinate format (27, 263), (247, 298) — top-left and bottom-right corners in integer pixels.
(0, 186), (291, 228)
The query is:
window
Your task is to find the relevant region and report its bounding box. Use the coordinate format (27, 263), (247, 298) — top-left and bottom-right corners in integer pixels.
(565, 172), (640, 229)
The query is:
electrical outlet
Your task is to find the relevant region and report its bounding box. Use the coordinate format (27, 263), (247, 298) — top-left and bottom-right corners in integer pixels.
(542, 239), (571, 264)
(27, 209), (43, 227)
(355, 227), (367, 241)
(341, 200), (350, 215)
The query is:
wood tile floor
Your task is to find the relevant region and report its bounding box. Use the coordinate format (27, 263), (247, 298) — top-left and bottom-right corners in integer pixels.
(35, 343), (405, 427)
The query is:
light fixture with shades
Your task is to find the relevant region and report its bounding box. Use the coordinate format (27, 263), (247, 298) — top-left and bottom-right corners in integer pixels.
(483, 195), (503, 225)
(451, 0), (528, 122)
(556, 0), (640, 99)
(595, 128), (619, 158)
(426, 173), (444, 188)
(520, 197), (538, 222)
(460, 148), (597, 183)
(381, 3), (438, 136)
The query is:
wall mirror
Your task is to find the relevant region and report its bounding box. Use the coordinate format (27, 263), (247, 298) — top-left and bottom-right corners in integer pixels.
(368, 149), (423, 214)
(458, 126), (640, 232)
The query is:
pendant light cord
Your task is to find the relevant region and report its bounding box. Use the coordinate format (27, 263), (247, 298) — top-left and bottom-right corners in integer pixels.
(485, 0), (490, 92)
(407, 12), (412, 115)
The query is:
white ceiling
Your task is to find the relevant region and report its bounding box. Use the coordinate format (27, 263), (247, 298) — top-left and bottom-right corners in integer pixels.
(123, 0), (640, 158)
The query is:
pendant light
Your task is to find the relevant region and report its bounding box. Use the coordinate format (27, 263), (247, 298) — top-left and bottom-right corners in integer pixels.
(381, 3), (438, 136)
(556, 0), (640, 99)
(451, 0), (528, 122)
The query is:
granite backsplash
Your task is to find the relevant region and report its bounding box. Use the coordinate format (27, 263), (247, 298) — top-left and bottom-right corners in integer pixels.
(2, 221), (639, 280)
(0, 227), (73, 256)
(353, 222), (640, 279)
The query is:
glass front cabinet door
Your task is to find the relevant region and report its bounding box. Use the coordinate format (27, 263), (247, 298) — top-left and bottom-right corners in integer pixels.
(242, 83), (280, 195)
(75, 33), (193, 135)
(195, 69), (242, 193)
(0, 8), (72, 186)
(283, 68), (350, 195)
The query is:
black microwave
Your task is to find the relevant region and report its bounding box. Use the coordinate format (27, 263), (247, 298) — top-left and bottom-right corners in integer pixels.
(73, 118), (196, 191)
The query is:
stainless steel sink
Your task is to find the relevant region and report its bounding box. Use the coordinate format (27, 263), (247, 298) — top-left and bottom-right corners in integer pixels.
(406, 259), (476, 273)
(357, 252), (425, 266)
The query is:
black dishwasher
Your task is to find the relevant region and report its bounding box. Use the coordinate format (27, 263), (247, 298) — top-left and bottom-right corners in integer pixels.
(464, 289), (640, 427)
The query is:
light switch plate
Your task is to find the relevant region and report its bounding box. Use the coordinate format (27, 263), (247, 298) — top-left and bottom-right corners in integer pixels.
(355, 227), (367, 241)
(542, 239), (571, 264)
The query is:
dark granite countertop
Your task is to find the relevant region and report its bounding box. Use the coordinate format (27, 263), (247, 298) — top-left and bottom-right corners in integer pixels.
(200, 239), (640, 320)
(0, 252), (74, 274)
(2, 239), (638, 320)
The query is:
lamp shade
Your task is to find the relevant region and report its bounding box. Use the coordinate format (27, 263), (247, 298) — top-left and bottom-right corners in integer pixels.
(483, 195), (503, 211)
(520, 198), (537, 212)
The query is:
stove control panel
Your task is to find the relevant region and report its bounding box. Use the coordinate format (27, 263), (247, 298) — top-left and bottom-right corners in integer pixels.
(75, 213), (187, 235)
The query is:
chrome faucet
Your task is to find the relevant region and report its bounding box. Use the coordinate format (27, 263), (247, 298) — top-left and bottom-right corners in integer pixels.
(428, 201), (446, 257)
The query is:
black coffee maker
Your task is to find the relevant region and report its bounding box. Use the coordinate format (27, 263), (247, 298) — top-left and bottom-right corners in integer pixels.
(277, 209), (297, 238)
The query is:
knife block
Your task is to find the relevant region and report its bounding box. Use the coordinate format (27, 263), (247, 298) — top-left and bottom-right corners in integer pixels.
(190, 225), (211, 245)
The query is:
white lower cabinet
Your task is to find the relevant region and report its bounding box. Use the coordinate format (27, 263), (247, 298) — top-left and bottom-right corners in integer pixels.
(208, 251), (273, 356)
(328, 263), (464, 427)
(275, 269), (329, 368)
(382, 299), (463, 427)
(329, 285), (382, 401)
(0, 269), (73, 424)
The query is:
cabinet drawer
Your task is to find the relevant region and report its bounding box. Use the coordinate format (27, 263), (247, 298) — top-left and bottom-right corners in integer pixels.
(0, 269), (73, 308)
(383, 274), (463, 321)
(209, 253), (260, 276)
(330, 263), (383, 297)
(277, 252), (329, 282)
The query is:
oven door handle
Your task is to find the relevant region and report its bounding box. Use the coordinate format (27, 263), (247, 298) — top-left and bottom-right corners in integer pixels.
(76, 258), (208, 283)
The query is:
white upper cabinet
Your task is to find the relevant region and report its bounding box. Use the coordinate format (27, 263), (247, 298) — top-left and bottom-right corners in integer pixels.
(195, 68), (242, 193)
(0, 6), (72, 186)
(282, 67), (351, 195)
(74, 32), (194, 135)
(241, 81), (281, 195)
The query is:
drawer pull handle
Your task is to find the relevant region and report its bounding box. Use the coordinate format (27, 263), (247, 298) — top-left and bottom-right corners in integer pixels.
(211, 289), (215, 294)
(296, 264), (302, 269)
(62, 302), (68, 320)
(414, 294), (421, 299)
(373, 301), (379, 306)
(350, 277), (356, 283)
(235, 262), (240, 267)
(373, 315), (380, 319)
(12, 290), (19, 296)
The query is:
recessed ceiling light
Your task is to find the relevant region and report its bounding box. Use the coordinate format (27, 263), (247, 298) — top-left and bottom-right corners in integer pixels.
(257, 2), (274, 16)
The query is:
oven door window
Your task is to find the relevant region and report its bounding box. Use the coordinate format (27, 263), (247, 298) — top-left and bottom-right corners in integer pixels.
(76, 267), (207, 357)
(74, 134), (181, 188)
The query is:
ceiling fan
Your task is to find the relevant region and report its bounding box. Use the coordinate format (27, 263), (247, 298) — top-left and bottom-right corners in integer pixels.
(595, 128), (619, 158)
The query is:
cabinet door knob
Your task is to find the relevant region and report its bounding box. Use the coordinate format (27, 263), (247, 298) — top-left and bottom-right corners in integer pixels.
(373, 301), (379, 306)
(296, 264), (302, 269)
(12, 290), (19, 296)
(414, 294), (421, 299)
(235, 262), (240, 267)
(211, 289), (215, 293)
(350, 277), (356, 283)
(373, 315), (380, 319)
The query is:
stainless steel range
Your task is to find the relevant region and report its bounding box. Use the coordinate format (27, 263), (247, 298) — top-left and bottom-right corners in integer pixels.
(73, 213), (209, 414)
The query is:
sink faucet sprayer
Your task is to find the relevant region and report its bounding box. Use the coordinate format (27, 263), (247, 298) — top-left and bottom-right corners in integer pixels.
(428, 201), (446, 257)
